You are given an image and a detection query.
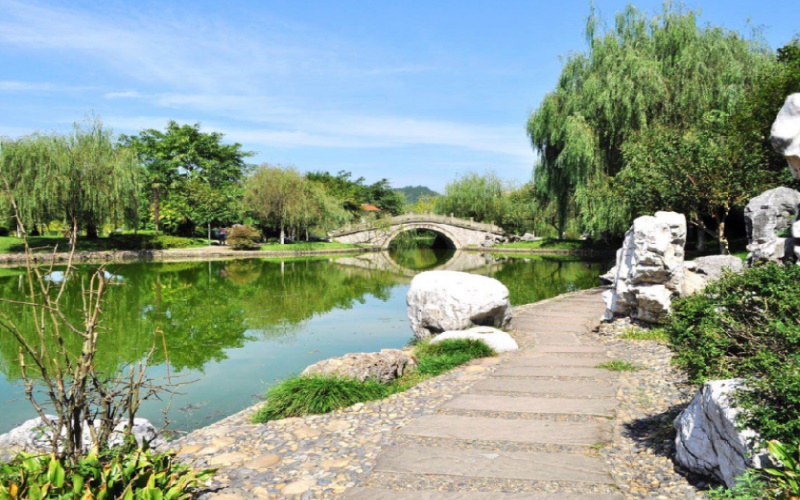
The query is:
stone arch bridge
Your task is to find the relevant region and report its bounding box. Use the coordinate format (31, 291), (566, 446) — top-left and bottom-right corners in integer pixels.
(331, 214), (505, 250)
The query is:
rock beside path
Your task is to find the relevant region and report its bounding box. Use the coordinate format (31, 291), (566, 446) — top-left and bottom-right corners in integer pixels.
(301, 349), (417, 384)
(673, 379), (769, 488)
(682, 255), (744, 295)
(603, 211), (686, 323)
(407, 270), (512, 340)
(429, 326), (518, 352)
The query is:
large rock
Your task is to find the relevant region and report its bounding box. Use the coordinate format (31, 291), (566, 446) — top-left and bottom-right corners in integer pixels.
(0, 416), (164, 460)
(682, 255), (744, 296)
(602, 211), (686, 323)
(301, 349), (417, 384)
(674, 380), (770, 488)
(771, 93), (800, 179)
(407, 271), (512, 340)
(429, 326), (518, 353)
(744, 187), (800, 266)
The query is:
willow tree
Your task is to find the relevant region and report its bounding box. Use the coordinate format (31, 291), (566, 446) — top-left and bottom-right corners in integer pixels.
(0, 120), (139, 238)
(527, 3), (773, 238)
(434, 172), (509, 226)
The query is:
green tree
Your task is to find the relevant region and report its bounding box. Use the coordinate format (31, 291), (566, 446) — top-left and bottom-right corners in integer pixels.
(0, 119), (139, 239)
(434, 172), (510, 226)
(121, 121), (250, 234)
(244, 165), (306, 244)
(527, 4), (773, 237)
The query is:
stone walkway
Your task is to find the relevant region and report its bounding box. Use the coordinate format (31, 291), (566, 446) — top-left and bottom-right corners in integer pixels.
(175, 288), (632, 498)
(344, 289), (624, 499)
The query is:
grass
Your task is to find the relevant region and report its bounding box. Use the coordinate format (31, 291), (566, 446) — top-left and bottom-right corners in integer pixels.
(252, 338), (497, 423)
(492, 238), (615, 251)
(618, 327), (670, 343)
(257, 241), (360, 251)
(595, 360), (640, 371)
(0, 234), (207, 254)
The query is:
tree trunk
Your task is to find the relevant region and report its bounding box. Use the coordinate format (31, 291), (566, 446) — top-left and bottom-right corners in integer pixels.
(716, 212), (729, 255)
(695, 225), (707, 252)
(153, 187), (161, 235)
(86, 221), (99, 240)
(207, 222), (211, 245)
(280, 222), (285, 245)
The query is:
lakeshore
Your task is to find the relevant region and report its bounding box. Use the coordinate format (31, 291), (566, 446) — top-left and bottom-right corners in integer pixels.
(168, 289), (703, 499)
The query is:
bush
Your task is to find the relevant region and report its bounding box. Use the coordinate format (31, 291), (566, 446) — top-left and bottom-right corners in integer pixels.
(105, 233), (201, 250)
(227, 225), (261, 250)
(0, 443), (214, 499)
(665, 264), (800, 444)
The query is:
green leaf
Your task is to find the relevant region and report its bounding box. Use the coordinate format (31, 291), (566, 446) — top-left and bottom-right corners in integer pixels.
(47, 456), (66, 488)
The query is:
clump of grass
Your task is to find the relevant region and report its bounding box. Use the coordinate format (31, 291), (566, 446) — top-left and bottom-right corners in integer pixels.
(253, 338), (497, 423)
(595, 360), (640, 371)
(253, 375), (389, 422)
(415, 338), (496, 376)
(618, 327), (669, 343)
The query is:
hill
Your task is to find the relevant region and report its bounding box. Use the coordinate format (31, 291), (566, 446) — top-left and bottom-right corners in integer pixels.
(395, 185), (439, 204)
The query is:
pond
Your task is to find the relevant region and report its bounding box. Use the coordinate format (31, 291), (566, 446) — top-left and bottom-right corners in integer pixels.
(0, 250), (607, 436)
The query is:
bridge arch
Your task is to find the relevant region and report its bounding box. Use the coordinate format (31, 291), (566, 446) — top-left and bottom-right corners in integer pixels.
(383, 224), (460, 250)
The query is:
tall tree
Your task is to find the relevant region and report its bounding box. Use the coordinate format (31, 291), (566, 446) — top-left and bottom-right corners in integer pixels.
(527, 4), (773, 237)
(434, 172), (509, 226)
(0, 119), (139, 238)
(121, 121), (250, 234)
(244, 165), (306, 244)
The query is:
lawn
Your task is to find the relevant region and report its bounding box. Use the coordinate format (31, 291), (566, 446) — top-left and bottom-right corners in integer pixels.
(492, 238), (615, 251)
(257, 241), (360, 251)
(0, 234), (208, 254)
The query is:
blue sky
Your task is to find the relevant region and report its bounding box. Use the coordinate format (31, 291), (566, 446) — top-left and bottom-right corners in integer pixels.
(0, 0), (797, 191)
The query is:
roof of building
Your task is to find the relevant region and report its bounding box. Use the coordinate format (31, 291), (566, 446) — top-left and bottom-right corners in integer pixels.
(360, 204), (381, 211)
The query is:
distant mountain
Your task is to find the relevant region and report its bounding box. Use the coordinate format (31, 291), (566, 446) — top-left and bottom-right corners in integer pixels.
(395, 185), (439, 204)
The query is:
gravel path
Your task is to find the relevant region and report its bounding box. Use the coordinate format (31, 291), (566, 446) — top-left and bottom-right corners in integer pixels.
(170, 288), (708, 499)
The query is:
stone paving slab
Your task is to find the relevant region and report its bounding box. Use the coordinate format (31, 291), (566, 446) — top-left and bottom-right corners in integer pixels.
(512, 355), (608, 367)
(372, 446), (615, 483)
(443, 394), (616, 417)
(471, 378), (617, 397)
(493, 366), (618, 379)
(399, 415), (611, 445)
(515, 323), (589, 334)
(534, 332), (581, 345)
(535, 345), (607, 353)
(345, 488), (624, 499)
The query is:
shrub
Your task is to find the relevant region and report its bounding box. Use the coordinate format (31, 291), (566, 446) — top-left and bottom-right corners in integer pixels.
(0, 443), (214, 499)
(253, 375), (389, 422)
(664, 264), (800, 445)
(227, 225), (261, 250)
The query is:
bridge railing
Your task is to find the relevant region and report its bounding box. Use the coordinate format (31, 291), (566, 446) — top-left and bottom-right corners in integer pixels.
(330, 213), (504, 236)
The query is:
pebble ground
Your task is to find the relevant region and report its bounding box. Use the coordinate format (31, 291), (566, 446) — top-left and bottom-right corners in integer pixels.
(169, 289), (709, 499)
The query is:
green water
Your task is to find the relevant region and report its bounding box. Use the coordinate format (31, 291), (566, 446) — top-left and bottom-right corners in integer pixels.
(0, 250), (605, 435)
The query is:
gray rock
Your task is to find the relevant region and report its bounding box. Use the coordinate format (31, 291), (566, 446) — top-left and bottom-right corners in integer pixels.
(407, 271), (512, 340)
(602, 211), (686, 323)
(771, 93), (800, 179)
(745, 187), (800, 266)
(429, 326), (518, 352)
(0, 416), (164, 459)
(681, 269), (708, 297)
(685, 255), (744, 281)
(674, 380), (770, 488)
(302, 349), (417, 384)
(520, 232), (540, 242)
(301, 349), (417, 384)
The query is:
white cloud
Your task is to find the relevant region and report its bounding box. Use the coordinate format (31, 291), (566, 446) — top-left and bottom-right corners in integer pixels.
(103, 90), (141, 99)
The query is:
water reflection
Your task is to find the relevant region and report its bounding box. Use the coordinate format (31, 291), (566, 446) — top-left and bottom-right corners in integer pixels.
(0, 251), (604, 434)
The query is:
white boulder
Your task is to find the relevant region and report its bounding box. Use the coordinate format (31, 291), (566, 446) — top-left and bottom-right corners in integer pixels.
(603, 211), (686, 323)
(0, 416), (164, 460)
(674, 380), (770, 488)
(682, 255), (744, 296)
(429, 326), (518, 353)
(301, 349), (417, 384)
(771, 93), (800, 179)
(407, 271), (512, 340)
